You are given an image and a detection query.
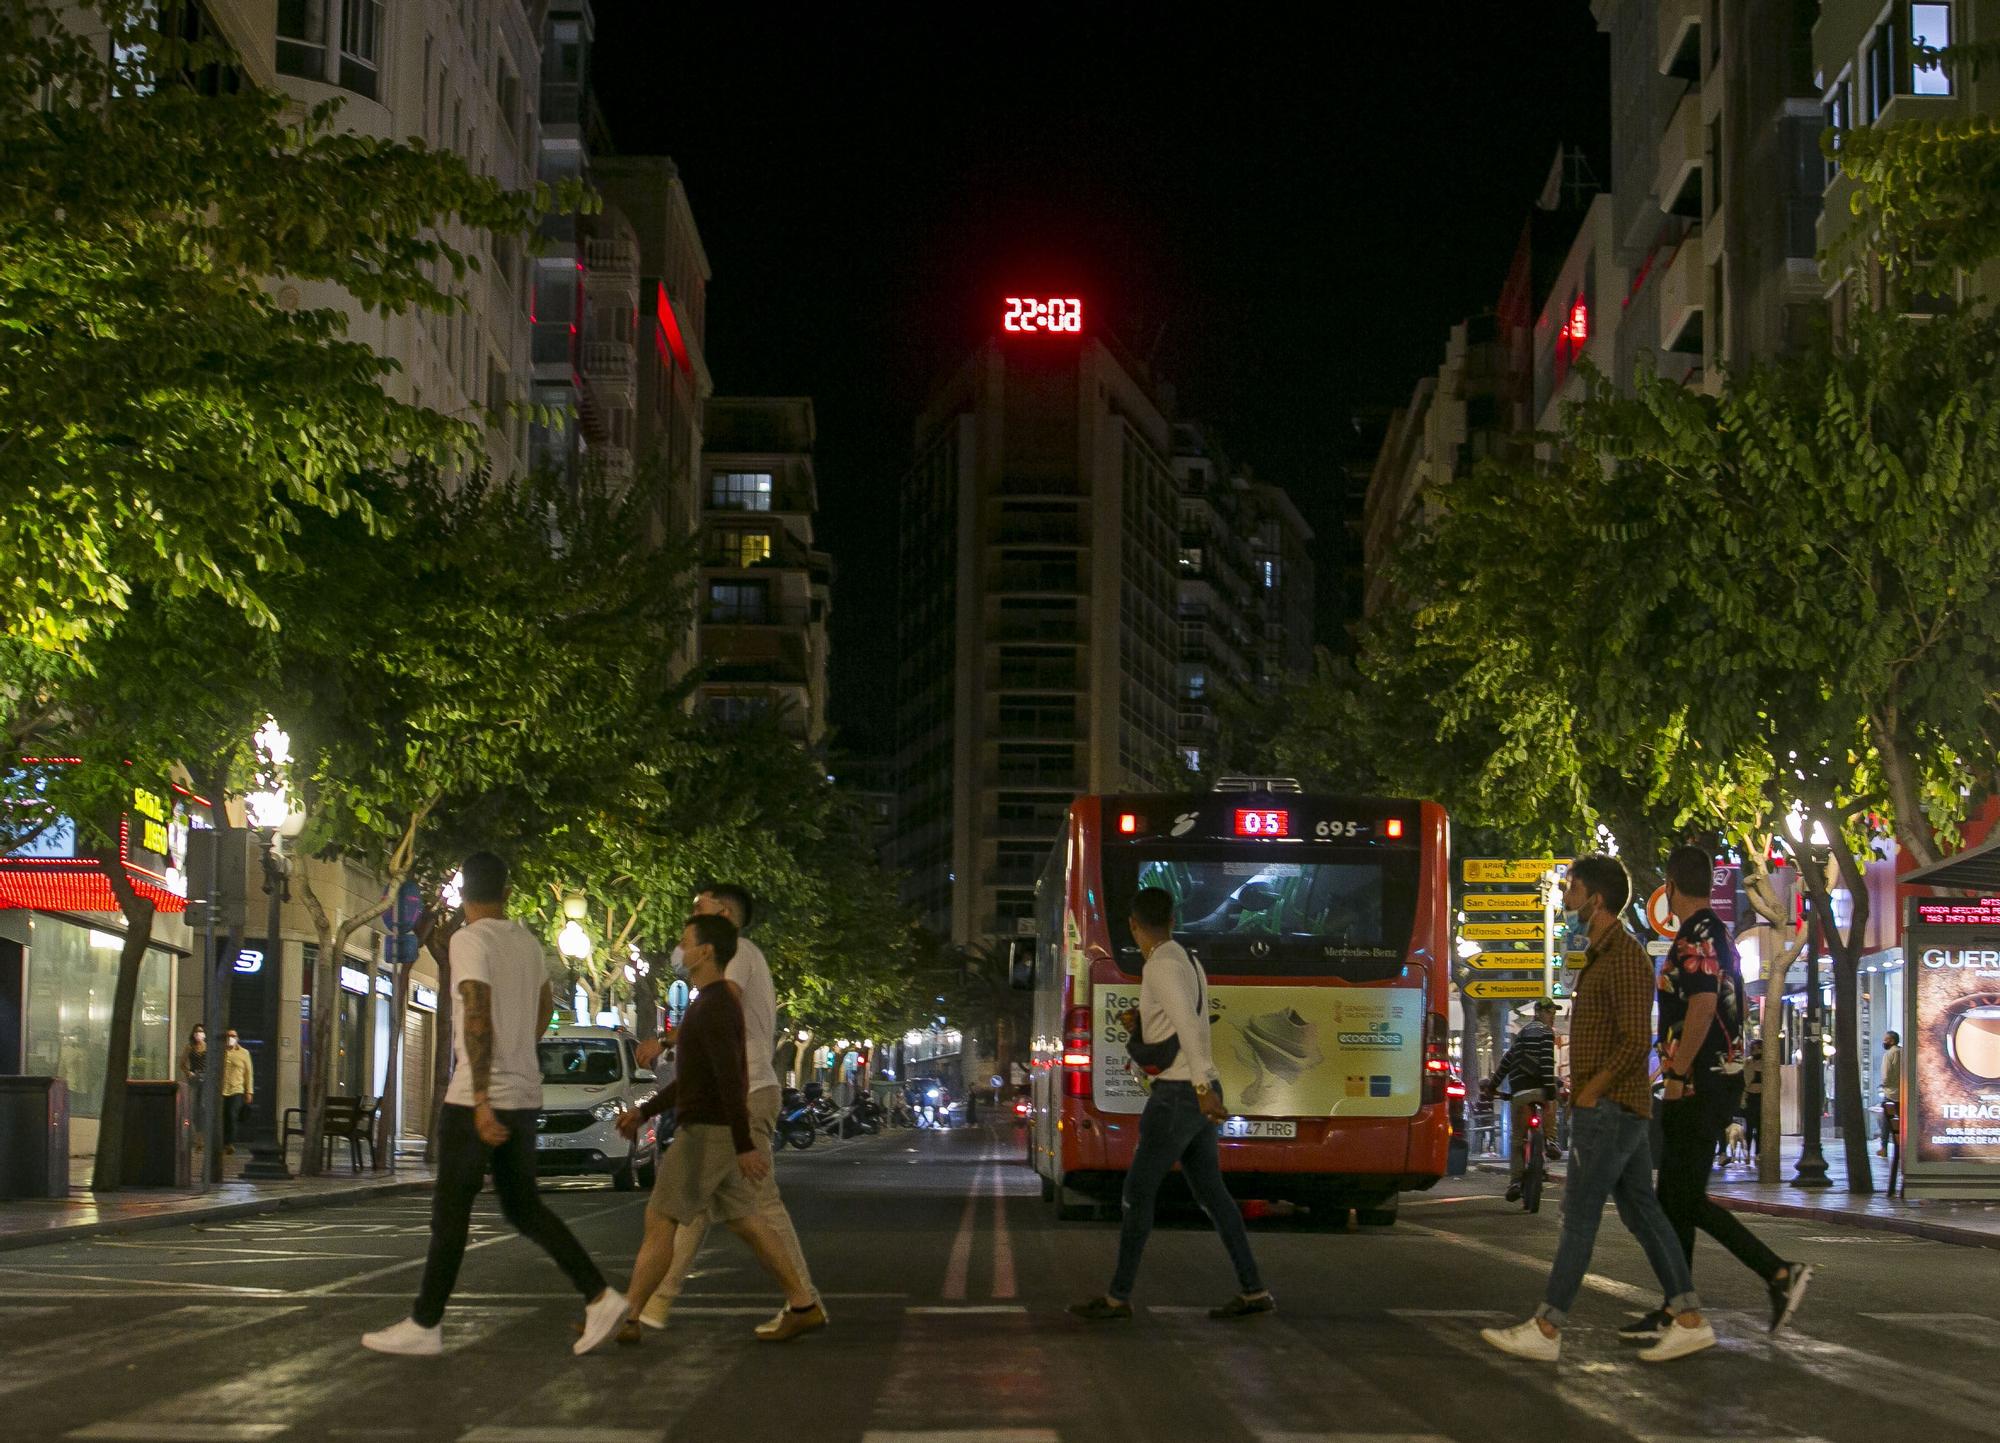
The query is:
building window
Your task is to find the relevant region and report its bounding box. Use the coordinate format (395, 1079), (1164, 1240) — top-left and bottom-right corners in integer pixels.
(22, 917), (174, 1120)
(1182, 747), (1202, 772)
(710, 472), (774, 511)
(707, 581), (769, 623)
(717, 531), (773, 568)
(1185, 669), (1207, 699)
(707, 694), (770, 725)
(276, 0), (329, 80)
(1910, 3), (1952, 95)
(1823, 74), (1851, 185)
(338, 1), (383, 100)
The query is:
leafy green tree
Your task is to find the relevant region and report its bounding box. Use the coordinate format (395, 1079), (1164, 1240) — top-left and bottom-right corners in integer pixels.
(0, 2), (559, 657)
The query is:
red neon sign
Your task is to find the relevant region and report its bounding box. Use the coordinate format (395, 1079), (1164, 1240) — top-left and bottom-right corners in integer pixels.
(1003, 297), (1082, 334)
(1568, 301), (1589, 343)
(1233, 808), (1290, 838)
(654, 282), (692, 377)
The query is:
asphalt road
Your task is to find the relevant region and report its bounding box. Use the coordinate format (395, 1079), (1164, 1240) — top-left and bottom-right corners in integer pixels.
(2, 1123), (1997, 1443)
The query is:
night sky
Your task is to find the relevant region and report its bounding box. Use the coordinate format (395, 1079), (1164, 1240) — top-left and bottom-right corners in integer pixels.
(592, 3), (1610, 760)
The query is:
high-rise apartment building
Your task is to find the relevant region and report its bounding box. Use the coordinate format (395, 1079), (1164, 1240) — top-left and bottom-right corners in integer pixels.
(696, 398), (832, 744)
(891, 324), (1180, 945)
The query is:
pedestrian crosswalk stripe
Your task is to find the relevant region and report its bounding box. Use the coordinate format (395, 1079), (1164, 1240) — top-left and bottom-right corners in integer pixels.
(4, 1305), (301, 1399)
(71, 1427), (286, 1441)
(1734, 1328), (2000, 1438)
(905, 1304), (1026, 1314)
(862, 1433), (1058, 1443)
(1861, 1311), (2000, 1344)
(1256, 1434), (1453, 1443)
(456, 1423), (656, 1431)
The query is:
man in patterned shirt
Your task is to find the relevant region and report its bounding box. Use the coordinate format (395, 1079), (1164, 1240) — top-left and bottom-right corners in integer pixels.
(1618, 845), (1813, 1343)
(1483, 854), (1714, 1364)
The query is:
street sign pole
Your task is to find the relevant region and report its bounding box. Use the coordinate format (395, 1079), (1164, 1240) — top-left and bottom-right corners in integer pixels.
(1542, 869), (1559, 1002)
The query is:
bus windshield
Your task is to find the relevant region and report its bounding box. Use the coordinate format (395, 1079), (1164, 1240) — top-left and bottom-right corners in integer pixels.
(1108, 847), (1420, 978)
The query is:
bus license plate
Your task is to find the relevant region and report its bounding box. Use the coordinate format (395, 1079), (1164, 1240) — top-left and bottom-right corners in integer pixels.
(535, 1133), (562, 1149)
(1221, 1119), (1295, 1140)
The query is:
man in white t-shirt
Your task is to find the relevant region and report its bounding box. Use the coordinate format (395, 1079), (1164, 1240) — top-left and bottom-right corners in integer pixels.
(1069, 886), (1272, 1322)
(363, 852), (626, 1357)
(634, 883), (820, 1334)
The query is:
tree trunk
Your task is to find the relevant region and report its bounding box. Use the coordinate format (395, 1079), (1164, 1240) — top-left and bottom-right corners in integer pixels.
(298, 868), (392, 1178)
(374, 964), (409, 1172)
(1799, 822), (1876, 1193)
(425, 934), (454, 1166)
(1873, 708), (1941, 870)
(90, 853), (159, 1194)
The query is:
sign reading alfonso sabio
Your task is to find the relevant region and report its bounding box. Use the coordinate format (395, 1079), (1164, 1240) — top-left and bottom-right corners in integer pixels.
(1905, 897), (2000, 1198)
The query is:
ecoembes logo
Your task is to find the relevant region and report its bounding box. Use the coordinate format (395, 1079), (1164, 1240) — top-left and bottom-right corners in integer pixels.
(1921, 948), (2000, 968)
(1337, 1022), (1403, 1048)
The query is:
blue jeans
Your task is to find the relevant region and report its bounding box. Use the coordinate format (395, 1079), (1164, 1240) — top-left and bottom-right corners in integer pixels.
(1110, 1082), (1264, 1301)
(1538, 1099), (1698, 1326)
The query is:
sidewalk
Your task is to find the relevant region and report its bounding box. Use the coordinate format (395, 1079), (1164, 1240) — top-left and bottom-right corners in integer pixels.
(0, 1144), (434, 1252)
(1481, 1134), (2000, 1250)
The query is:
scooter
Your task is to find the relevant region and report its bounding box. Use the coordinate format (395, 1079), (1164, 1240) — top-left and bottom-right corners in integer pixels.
(777, 1092), (817, 1150)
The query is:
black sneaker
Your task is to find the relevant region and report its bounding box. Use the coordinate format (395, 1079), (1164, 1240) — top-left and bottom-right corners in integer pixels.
(1504, 1183), (1523, 1203)
(1617, 1308), (1673, 1343)
(1768, 1262), (1814, 1333)
(1068, 1296), (1134, 1322)
(1210, 1292), (1276, 1320)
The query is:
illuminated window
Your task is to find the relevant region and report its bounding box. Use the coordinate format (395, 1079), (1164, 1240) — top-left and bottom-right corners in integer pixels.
(719, 531), (773, 568)
(1911, 4), (1952, 95)
(710, 472), (773, 511)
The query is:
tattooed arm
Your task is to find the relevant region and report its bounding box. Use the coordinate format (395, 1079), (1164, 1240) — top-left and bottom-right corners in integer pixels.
(459, 978), (508, 1144)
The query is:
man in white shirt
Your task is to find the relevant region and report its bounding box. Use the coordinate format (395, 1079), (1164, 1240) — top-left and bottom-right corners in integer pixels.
(363, 851), (625, 1356)
(634, 883), (820, 1334)
(1070, 887), (1273, 1322)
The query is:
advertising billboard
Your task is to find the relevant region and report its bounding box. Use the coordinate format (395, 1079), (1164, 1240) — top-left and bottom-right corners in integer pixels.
(1905, 901), (2000, 1196)
(1091, 982), (1424, 1119)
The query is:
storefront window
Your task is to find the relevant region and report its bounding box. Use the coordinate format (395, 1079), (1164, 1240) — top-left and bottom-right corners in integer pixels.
(22, 916), (174, 1118)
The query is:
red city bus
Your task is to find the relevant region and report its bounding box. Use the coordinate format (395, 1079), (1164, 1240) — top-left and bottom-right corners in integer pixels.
(1024, 782), (1453, 1224)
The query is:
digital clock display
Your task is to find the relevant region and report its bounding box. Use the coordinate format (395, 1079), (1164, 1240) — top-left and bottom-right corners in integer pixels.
(1233, 808), (1290, 838)
(1003, 297), (1082, 334)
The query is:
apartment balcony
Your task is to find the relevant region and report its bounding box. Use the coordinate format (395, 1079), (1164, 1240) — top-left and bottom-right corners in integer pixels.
(993, 563), (1083, 595)
(993, 514), (1084, 546)
(1658, 234), (1704, 355)
(584, 237), (637, 284)
(992, 660), (1081, 691)
(700, 630), (811, 685)
(1656, 0), (1700, 79)
(1656, 89), (1703, 217)
(703, 601), (815, 629)
(993, 613), (1082, 644)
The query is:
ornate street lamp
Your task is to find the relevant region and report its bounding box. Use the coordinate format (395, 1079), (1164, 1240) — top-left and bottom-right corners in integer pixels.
(1784, 805), (1833, 1190)
(242, 720), (305, 1181)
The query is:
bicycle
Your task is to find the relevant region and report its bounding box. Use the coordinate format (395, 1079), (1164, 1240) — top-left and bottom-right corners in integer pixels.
(1482, 1082), (1551, 1213)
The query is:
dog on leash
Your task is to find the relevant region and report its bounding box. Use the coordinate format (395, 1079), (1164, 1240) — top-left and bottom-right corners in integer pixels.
(1723, 1119), (1750, 1165)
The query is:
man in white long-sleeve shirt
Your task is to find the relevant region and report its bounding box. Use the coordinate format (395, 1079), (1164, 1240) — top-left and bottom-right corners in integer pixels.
(1070, 887), (1273, 1322)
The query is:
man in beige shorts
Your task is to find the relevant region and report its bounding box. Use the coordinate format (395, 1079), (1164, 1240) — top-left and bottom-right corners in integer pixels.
(634, 884), (820, 1333)
(608, 913), (825, 1346)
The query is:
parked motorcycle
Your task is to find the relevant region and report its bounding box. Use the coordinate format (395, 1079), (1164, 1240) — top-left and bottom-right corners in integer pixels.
(777, 1090), (817, 1150)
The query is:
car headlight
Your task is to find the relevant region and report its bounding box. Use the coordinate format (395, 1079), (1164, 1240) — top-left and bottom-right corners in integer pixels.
(591, 1101), (625, 1123)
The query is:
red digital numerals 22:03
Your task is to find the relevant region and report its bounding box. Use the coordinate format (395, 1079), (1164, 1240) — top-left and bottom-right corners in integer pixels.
(1003, 297), (1082, 333)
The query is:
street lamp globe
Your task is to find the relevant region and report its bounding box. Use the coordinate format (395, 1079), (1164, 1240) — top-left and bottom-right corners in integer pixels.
(557, 919), (592, 961)
(244, 719), (305, 837)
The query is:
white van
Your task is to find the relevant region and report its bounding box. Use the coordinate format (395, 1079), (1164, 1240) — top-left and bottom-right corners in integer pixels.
(533, 1025), (662, 1190)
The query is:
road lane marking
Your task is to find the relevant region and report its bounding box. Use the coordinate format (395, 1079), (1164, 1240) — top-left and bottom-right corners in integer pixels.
(1861, 1311), (2000, 1344)
(1257, 1434), (1454, 1443)
(905, 1305), (1027, 1315)
(990, 1160), (1015, 1298)
(862, 1433), (1058, 1443)
(942, 1162), (982, 1300)
(298, 1196), (640, 1296)
(1401, 1223), (1651, 1303)
(0, 1265), (288, 1295)
(67, 1307), (532, 1439)
(460, 1423), (664, 1431)
(71, 1427), (287, 1441)
(0, 1305), (303, 1398)
(1732, 1328), (2000, 1437)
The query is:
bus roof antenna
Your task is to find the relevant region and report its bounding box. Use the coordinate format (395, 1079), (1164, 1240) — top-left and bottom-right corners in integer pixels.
(1211, 776), (1303, 794)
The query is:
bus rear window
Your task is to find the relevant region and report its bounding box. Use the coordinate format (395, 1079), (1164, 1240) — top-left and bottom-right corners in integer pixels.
(1111, 849), (1419, 978)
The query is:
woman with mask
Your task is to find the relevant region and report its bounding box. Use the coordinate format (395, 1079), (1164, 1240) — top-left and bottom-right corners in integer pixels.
(181, 1025), (208, 1151)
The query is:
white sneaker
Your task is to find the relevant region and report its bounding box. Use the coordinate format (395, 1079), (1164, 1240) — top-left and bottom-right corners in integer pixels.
(1479, 1317), (1560, 1362)
(639, 1290), (672, 1330)
(361, 1318), (443, 1356)
(573, 1288), (629, 1356)
(1640, 1317), (1718, 1363)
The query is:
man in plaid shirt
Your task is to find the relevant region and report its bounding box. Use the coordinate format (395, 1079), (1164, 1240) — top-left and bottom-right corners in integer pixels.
(1482, 854), (1715, 1364)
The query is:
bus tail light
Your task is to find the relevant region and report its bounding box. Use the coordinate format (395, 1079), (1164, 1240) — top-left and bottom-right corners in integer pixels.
(1384, 817), (1405, 839)
(1423, 1011), (1450, 1105)
(1062, 1005), (1092, 1097)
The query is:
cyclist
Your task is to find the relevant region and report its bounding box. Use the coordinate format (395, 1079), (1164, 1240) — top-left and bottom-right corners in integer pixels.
(1487, 999), (1561, 1203)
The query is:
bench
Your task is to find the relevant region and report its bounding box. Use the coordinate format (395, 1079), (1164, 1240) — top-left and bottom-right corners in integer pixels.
(280, 1096), (381, 1171)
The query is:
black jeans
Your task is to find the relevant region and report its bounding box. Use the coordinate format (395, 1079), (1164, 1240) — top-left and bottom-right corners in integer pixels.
(222, 1093), (247, 1145)
(1743, 1095), (1762, 1155)
(1110, 1082), (1263, 1301)
(1657, 1084), (1785, 1288)
(413, 1104), (606, 1327)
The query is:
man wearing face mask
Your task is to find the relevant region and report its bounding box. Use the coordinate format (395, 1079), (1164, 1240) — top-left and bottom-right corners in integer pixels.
(1483, 854), (1714, 1364)
(631, 884), (820, 1335)
(219, 1028), (253, 1157)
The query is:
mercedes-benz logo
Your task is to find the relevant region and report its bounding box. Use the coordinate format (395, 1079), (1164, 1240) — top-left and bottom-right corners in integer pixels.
(1250, 940), (1271, 959)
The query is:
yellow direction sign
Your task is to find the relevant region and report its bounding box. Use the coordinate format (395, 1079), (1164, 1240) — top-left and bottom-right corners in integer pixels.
(1461, 921), (1547, 942)
(1466, 951), (1546, 970)
(1463, 858), (1572, 885)
(1463, 892), (1546, 913)
(1463, 978), (1551, 1000)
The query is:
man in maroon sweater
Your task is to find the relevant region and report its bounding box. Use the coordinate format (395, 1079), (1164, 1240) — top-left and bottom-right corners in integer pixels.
(596, 913), (824, 1349)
